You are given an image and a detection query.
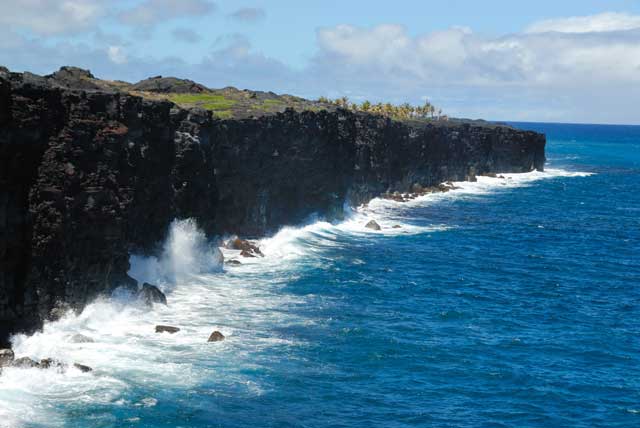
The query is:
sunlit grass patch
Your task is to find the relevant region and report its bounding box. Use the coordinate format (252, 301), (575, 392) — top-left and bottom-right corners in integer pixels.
(168, 93), (237, 111)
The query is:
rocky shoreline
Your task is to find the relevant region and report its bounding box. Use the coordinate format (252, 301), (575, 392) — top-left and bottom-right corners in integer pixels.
(0, 67), (546, 347)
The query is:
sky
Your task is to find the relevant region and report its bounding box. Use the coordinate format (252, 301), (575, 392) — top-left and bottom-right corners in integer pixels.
(1, 0), (640, 124)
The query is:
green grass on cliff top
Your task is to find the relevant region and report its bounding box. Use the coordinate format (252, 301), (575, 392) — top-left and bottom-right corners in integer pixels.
(167, 93), (237, 115)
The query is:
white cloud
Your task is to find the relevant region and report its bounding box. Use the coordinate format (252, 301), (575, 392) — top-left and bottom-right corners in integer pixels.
(310, 15), (640, 123)
(119, 0), (216, 27)
(0, 0), (105, 35)
(314, 20), (640, 88)
(107, 46), (127, 64)
(1, 10), (640, 124)
(526, 12), (640, 34)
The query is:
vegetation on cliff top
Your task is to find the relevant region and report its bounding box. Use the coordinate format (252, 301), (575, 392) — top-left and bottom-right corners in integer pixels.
(5, 66), (447, 122)
(317, 97), (446, 121)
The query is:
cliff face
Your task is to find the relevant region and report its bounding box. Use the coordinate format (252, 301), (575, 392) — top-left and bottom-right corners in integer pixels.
(0, 71), (545, 346)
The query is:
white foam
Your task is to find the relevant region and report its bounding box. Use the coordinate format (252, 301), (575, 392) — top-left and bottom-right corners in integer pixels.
(0, 167), (593, 426)
(129, 218), (223, 287)
(367, 167), (594, 214)
(2, 218), (305, 427)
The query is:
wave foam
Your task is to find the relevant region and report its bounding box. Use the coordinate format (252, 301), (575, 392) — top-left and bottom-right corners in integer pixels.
(0, 167), (593, 427)
(367, 167), (594, 213)
(129, 218), (223, 287)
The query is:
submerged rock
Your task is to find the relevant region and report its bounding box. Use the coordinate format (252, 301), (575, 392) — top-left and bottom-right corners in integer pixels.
(138, 283), (167, 306)
(392, 225), (402, 229)
(0, 349), (14, 367)
(383, 192), (409, 202)
(73, 363), (93, 373)
(10, 356), (92, 373)
(12, 357), (40, 368)
(365, 220), (382, 231)
(227, 238), (263, 257)
(155, 325), (180, 334)
(226, 259), (242, 265)
(70, 334), (95, 343)
(39, 358), (65, 370)
(207, 331), (225, 342)
(239, 249), (256, 258)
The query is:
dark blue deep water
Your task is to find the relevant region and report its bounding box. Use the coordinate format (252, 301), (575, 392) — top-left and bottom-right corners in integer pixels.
(1, 122), (639, 428)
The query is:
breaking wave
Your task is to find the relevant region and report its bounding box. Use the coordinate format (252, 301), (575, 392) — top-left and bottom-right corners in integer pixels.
(0, 167), (593, 427)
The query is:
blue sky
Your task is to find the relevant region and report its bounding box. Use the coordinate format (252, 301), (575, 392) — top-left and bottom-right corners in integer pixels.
(2, 0), (640, 124)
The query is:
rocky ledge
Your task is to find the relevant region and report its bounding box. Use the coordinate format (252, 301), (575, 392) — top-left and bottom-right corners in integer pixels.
(0, 67), (546, 345)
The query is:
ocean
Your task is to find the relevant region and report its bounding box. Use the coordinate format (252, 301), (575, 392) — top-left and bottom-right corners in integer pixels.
(0, 122), (638, 428)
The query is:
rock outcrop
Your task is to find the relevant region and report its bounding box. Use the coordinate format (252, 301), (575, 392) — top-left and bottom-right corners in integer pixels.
(155, 325), (180, 334)
(7, 355), (92, 372)
(0, 67), (546, 345)
(12, 356), (39, 368)
(131, 76), (209, 94)
(0, 348), (14, 366)
(226, 238), (263, 257)
(70, 334), (95, 343)
(73, 362), (93, 373)
(138, 283), (167, 306)
(207, 331), (225, 342)
(365, 220), (382, 231)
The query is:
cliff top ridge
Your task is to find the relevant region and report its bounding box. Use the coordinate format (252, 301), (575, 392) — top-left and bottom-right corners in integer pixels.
(0, 66), (506, 128)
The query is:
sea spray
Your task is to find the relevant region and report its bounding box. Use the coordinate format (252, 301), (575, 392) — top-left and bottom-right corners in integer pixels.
(129, 219), (223, 287)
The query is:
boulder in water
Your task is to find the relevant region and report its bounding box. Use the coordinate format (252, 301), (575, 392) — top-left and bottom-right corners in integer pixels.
(70, 334), (95, 343)
(39, 358), (66, 370)
(138, 283), (167, 306)
(207, 331), (225, 342)
(73, 363), (93, 373)
(0, 349), (14, 367)
(12, 357), (39, 368)
(365, 220), (381, 231)
(393, 225), (402, 229)
(155, 325), (180, 334)
(226, 259), (242, 265)
(227, 238), (263, 257)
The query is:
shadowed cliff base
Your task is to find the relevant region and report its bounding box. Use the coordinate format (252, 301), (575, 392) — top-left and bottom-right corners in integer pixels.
(0, 66), (546, 346)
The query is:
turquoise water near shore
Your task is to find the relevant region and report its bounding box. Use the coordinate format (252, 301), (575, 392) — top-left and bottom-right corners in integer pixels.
(0, 122), (638, 427)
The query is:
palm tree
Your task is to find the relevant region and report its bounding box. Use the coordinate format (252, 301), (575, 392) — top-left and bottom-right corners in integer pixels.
(337, 96), (349, 108)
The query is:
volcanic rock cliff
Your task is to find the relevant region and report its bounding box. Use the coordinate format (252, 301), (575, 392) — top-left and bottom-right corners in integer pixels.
(0, 68), (546, 345)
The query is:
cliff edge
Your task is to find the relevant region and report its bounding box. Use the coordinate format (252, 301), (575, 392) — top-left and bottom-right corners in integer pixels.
(0, 67), (546, 345)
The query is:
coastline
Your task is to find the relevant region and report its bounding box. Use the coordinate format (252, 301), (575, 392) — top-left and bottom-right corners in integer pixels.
(0, 67), (545, 345)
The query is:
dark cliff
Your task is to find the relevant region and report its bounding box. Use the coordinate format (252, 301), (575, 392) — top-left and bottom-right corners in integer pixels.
(0, 69), (545, 346)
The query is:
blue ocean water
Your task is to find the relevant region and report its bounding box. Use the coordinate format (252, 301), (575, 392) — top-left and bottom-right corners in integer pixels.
(1, 122), (639, 428)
